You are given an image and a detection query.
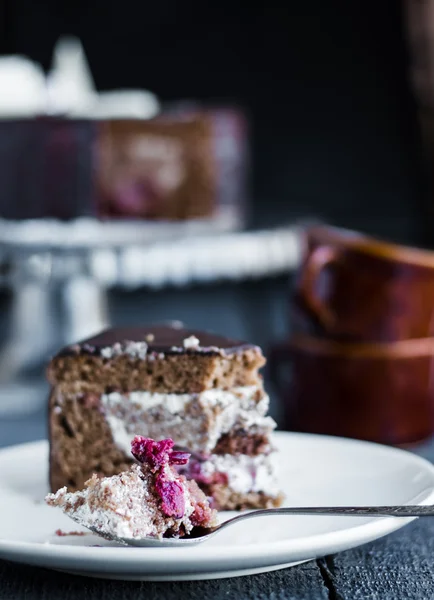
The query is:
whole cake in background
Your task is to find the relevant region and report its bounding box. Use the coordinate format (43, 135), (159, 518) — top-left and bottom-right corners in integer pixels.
(0, 109), (247, 226)
(47, 322), (283, 510)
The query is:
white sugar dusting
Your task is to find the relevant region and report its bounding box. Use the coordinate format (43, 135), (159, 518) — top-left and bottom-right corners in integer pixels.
(183, 335), (200, 349)
(100, 347), (114, 359)
(124, 342), (148, 359)
(100, 341), (148, 360)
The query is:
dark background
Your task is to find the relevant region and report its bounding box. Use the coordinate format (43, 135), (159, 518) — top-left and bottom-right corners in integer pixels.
(0, 0), (430, 244)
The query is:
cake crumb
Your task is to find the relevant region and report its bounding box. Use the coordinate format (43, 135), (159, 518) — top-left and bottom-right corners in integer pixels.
(183, 336), (200, 349)
(55, 529), (87, 537)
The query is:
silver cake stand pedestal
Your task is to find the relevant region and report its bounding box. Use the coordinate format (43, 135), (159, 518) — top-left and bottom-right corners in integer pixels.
(0, 218), (301, 416)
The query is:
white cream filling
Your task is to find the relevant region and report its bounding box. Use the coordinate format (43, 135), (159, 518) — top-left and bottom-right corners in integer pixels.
(102, 386), (262, 413)
(200, 453), (281, 496)
(101, 386), (275, 455)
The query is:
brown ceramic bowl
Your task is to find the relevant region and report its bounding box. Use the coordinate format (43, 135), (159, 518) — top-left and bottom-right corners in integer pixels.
(293, 225), (434, 342)
(269, 334), (434, 445)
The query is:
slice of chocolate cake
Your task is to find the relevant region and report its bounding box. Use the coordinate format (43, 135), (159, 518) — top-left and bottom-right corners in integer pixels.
(48, 323), (283, 510)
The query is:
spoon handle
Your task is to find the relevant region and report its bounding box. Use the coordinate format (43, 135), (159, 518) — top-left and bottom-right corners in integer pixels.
(263, 506), (434, 517)
(218, 505), (434, 532)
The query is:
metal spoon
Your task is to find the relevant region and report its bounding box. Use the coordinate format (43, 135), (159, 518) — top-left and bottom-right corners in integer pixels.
(86, 504), (434, 548)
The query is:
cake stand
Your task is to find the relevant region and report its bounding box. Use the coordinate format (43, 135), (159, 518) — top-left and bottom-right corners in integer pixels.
(0, 217), (301, 416)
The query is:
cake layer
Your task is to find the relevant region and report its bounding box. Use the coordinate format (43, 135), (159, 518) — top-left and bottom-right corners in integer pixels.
(213, 430), (271, 455)
(47, 325), (265, 394)
(203, 486), (284, 511)
(49, 386), (275, 492)
(99, 385), (276, 455)
(49, 387), (132, 493)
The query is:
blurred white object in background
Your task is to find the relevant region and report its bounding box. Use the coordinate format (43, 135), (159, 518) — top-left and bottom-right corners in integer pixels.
(0, 280), (55, 416)
(46, 36), (98, 115)
(103, 226), (301, 289)
(46, 35), (160, 118)
(94, 90), (160, 119)
(0, 56), (47, 117)
(0, 36), (160, 119)
(63, 276), (109, 343)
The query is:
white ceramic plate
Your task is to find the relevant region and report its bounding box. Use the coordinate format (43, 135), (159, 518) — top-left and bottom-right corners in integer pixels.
(0, 431), (433, 581)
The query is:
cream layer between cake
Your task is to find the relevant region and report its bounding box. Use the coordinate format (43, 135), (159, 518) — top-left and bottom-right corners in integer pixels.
(181, 452), (281, 496)
(98, 385), (276, 455)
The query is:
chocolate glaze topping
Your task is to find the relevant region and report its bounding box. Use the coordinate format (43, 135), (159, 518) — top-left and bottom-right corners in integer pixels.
(56, 323), (259, 359)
